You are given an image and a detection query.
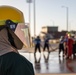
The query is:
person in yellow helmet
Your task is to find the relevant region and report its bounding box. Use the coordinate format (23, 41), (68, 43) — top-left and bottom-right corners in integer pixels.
(0, 19), (35, 75)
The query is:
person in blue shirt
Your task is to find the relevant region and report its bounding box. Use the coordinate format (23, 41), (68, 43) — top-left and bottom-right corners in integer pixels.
(34, 36), (41, 54)
(43, 37), (50, 53)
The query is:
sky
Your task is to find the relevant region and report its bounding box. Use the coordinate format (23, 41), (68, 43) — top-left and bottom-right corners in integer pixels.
(0, 0), (76, 36)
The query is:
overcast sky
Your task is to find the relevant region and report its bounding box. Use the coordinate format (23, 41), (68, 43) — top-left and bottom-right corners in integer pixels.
(0, 0), (76, 36)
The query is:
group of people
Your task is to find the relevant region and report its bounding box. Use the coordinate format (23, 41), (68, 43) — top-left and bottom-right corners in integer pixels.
(33, 34), (76, 60)
(59, 34), (76, 59)
(33, 36), (51, 54)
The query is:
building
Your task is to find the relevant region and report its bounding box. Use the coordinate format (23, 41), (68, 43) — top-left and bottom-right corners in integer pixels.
(41, 26), (58, 33)
(40, 26), (67, 43)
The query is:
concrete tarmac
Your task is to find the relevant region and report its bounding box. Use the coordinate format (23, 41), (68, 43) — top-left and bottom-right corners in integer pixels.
(18, 47), (76, 75)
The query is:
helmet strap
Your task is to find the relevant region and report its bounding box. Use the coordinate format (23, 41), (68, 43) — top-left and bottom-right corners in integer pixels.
(6, 27), (17, 48)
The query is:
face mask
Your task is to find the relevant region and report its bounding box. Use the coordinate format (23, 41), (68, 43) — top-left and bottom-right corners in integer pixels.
(5, 19), (30, 49)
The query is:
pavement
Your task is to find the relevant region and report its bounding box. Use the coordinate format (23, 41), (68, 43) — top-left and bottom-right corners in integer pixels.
(18, 43), (76, 75)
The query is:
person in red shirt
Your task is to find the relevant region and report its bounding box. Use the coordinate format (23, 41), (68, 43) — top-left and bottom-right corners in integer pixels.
(66, 35), (74, 59)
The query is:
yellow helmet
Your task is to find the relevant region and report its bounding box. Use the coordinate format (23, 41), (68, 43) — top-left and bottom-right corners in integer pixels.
(0, 5), (25, 25)
(0, 5), (26, 49)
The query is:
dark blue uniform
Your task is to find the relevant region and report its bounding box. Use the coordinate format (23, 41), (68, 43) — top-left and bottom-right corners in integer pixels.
(34, 36), (41, 53)
(43, 38), (50, 53)
(59, 39), (64, 57)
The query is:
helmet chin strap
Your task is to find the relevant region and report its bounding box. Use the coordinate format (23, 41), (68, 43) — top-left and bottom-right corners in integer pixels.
(5, 19), (17, 48)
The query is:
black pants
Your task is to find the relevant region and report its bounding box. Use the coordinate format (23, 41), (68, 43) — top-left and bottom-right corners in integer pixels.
(35, 44), (41, 53)
(59, 44), (64, 55)
(43, 43), (49, 52)
(73, 47), (76, 58)
(73, 44), (76, 56)
(0, 52), (35, 75)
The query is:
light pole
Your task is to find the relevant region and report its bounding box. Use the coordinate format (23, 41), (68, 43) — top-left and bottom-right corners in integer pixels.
(26, 0), (36, 37)
(26, 0), (32, 34)
(33, 0), (36, 37)
(62, 6), (69, 31)
(26, 0), (32, 47)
